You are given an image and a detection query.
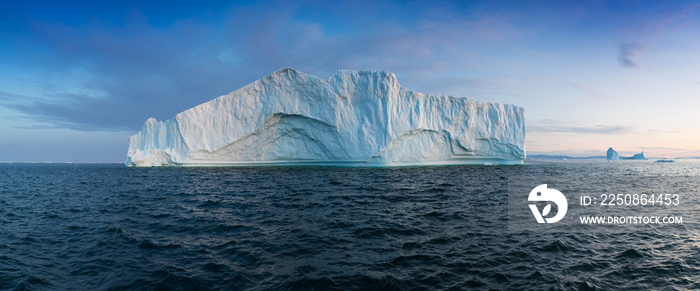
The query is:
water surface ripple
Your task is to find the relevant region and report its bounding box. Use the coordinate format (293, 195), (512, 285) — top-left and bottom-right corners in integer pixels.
(1, 160), (699, 290)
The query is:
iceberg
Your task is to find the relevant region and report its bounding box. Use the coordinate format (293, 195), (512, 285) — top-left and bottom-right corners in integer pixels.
(125, 68), (526, 167)
(606, 147), (646, 160)
(607, 147), (619, 160)
(627, 151), (646, 160)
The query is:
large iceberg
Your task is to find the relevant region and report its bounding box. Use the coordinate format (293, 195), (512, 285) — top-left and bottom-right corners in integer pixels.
(125, 68), (525, 167)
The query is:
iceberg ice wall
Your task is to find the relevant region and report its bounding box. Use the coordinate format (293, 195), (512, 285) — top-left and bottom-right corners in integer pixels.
(125, 68), (525, 166)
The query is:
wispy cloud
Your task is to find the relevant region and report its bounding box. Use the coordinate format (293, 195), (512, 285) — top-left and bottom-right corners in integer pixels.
(0, 1), (526, 132)
(616, 4), (698, 68)
(617, 42), (645, 68)
(528, 120), (634, 134)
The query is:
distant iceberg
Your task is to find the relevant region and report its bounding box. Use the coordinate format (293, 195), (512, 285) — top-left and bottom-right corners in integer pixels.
(125, 68), (526, 167)
(628, 151), (646, 160)
(606, 147), (646, 160)
(606, 147), (619, 160)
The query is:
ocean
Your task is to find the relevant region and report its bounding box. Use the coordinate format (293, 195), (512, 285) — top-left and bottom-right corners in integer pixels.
(1, 160), (699, 290)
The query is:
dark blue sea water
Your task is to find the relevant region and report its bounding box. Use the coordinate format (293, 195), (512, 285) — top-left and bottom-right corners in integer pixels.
(1, 160), (700, 290)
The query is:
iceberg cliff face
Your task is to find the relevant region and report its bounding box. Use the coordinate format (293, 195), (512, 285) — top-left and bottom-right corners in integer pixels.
(126, 68), (526, 167)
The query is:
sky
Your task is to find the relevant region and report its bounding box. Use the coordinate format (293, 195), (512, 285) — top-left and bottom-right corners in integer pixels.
(1, 0), (699, 162)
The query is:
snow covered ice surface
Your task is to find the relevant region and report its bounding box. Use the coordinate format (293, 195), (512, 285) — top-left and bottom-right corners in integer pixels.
(125, 68), (526, 167)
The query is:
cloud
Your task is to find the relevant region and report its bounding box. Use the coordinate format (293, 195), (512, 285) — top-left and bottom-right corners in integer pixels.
(528, 120), (634, 134)
(617, 4), (698, 68)
(617, 42), (645, 68)
(0, 1), (527, 132)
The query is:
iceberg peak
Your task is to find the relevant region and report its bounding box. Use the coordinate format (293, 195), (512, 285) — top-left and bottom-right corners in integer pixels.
(126, 68), (526, 167)
(273, 66), (303, 77)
